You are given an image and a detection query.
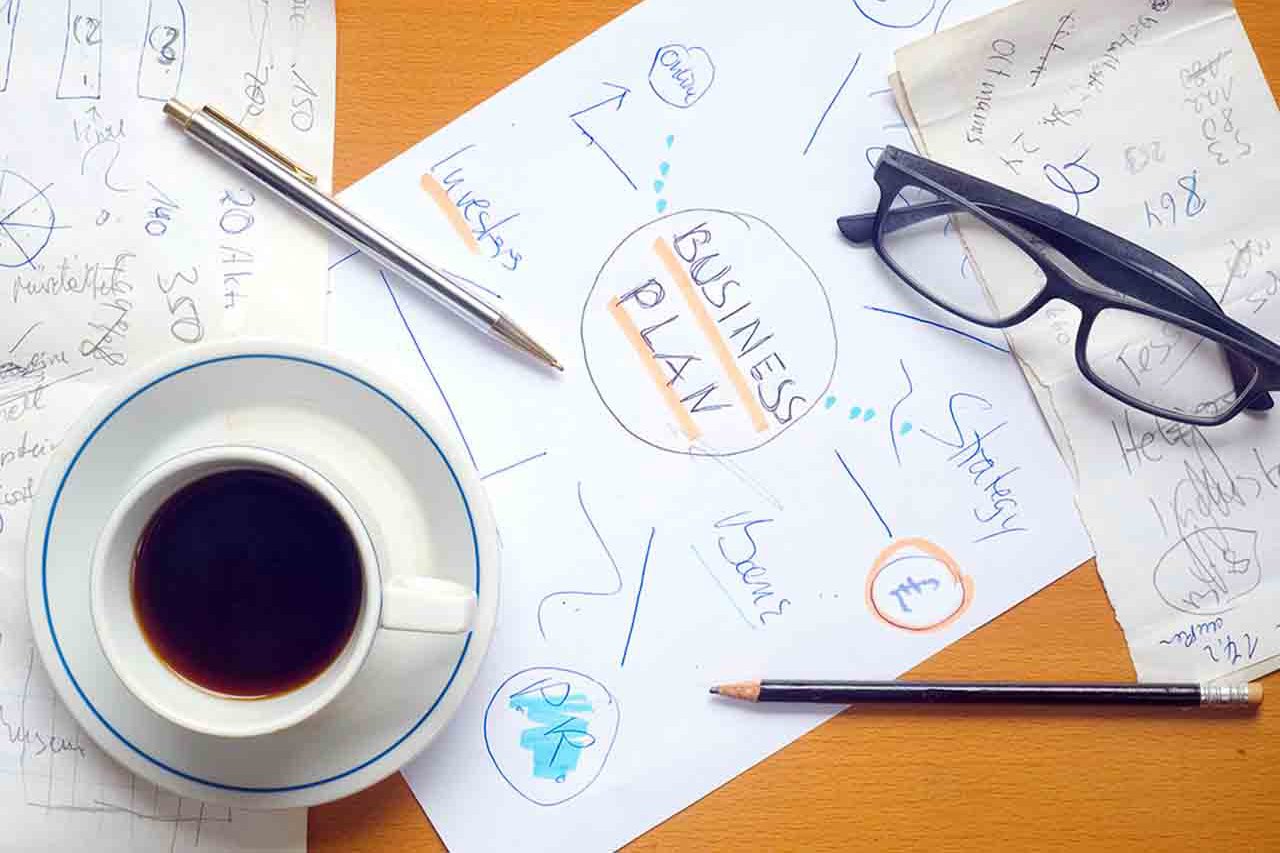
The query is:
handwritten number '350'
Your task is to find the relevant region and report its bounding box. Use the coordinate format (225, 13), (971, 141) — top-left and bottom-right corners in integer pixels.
(157, 268), (204, 344)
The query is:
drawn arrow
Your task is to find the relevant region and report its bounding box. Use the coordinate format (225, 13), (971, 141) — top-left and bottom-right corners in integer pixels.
(569, 82), (637, 191)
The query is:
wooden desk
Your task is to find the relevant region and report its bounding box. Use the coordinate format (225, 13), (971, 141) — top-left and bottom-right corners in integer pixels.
(313, 2), (1280, 849)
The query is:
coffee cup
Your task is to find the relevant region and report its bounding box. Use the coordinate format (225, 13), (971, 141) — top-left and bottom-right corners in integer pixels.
(90, 444), (476, 739)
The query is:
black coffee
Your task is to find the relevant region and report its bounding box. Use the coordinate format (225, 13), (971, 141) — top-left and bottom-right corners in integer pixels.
(131, 469), (363, 698)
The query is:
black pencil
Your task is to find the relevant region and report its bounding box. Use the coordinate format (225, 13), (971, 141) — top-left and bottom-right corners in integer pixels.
(709, 680), (1263, 707)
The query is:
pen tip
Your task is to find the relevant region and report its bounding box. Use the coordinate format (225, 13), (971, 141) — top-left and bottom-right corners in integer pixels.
(709, 686), (720, 695)
(551, 358), (565, 372)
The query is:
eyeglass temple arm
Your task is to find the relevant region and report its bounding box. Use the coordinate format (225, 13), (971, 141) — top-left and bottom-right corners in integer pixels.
(838, 204), (1274, 412)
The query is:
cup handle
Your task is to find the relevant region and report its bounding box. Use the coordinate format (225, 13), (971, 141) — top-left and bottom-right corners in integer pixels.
(380, 576), (476, 634)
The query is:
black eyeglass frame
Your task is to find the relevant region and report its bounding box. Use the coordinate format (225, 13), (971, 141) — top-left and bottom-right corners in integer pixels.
(839, 145), (1280, 426)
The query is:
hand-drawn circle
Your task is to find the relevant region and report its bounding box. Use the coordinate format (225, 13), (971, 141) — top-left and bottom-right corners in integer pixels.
(0, 171), (57, 269)
(483, 666), (619, 807)
(648, 44), (716, 109)
(865, 537), (972, 631)
(853, 0), (937, 29)
(1152, 527), (1261, 615)
(581, 209), (837, 457)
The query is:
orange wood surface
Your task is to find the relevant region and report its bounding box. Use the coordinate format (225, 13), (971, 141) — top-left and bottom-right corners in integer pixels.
(312, 2), (1280, 849)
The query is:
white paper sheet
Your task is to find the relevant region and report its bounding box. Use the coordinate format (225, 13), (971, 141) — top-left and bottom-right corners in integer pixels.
(326, 1), (1095, 849)
(894, 0), (1280, 681)
(0, 2), (333, 849)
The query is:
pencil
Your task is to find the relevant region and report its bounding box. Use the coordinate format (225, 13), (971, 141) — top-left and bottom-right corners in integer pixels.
(709, 680), (1263, 707)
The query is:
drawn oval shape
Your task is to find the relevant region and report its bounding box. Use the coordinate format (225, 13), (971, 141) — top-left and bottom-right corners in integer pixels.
(865, 538), (971, 631)
(648, 43), (716, 108)
(1152, 527), (1262, 615)
(853, 0), (937, 29)
(483, 667), (619, 807)
(581, 209), (837, 457)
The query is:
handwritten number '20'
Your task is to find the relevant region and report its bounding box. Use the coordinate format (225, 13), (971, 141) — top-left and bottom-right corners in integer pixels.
(219, 189), (256, 234)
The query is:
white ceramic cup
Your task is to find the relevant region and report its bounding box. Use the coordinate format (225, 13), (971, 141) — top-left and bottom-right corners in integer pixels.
(90, 444), (477, 739)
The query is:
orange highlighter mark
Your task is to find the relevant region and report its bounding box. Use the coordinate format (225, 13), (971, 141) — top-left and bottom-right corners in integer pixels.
(652, 238), (769, 433)
(420, 174), (481, 255)
(607, 297), (702, 441)
(864, 537), (974, 633)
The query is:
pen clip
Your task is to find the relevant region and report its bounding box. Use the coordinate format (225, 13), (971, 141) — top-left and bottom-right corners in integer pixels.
(202, 105), (319, 185)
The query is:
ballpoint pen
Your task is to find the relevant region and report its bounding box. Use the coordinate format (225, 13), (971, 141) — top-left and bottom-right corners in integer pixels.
(162, 100), (562, 372)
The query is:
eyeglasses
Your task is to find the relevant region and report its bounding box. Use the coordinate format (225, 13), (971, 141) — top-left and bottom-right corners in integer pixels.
(839, 145), (1280, 427)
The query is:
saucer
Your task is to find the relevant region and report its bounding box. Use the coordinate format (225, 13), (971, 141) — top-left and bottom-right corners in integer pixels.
(25, 341), (500, 808)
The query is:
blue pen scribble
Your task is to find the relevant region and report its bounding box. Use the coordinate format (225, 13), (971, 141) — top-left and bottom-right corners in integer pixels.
(888, 359), (914, 465)
(536, 482), (624, 640)
(509, 685), (597, 783)
(853, 0), (937, 30)
(1042, 149), (1100, 217)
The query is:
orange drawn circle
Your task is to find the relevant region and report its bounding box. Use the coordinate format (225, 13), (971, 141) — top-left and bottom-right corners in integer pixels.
(864, 537), (973, 632)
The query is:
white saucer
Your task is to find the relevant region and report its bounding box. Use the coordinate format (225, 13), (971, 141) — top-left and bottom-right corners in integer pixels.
(25, 340), (500, 809)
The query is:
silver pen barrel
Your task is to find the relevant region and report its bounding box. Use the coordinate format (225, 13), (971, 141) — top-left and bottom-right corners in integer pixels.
(164, 101), (502, 332)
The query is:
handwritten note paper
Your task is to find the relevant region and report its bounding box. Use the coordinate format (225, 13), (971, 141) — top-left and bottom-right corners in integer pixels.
(895, 0), (1280, 681)
(0, 2), (334, 848)
(327, 0), (1094, 849)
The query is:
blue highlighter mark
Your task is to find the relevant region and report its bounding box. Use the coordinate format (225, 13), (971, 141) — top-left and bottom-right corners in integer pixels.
(899, 421), (914, 436)
(828, 395), (888, 428)
(510, 691), (597, 783)
(655, 136), (674, 212)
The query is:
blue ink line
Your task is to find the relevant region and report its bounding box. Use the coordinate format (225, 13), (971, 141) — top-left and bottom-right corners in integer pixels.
(381, 270), (479, 469)
(690, 545), (757, 630)
(863, 305), (1011, 354)
(536, 482), (624, 640)
(934, 0), (957, 33)
(569, 83), (637, 190)
(835, 449), (893, 539)
(482, 450), (547, 481)
(328, 249), (359, 270)
(620, 528), (656, 667)
(572, 116), (638, 190)
(888, 359), (914, 466)
(804, 54), (861, 156)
